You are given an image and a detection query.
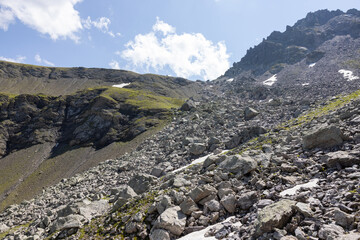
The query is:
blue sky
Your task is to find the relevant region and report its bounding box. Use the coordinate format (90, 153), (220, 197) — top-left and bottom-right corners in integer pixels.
(0, 0), (358, 80)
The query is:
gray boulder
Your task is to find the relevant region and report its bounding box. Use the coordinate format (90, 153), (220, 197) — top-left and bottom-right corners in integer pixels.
(302, 124), (344, 149)
(180, 99), (196, 111)
(318, 224), (345, 240)
(324, 151), (360, 168)
(225, 126), (266, 149)
(153, 206), (186, 236)
(180, 197), (199, 215)
(128, 173), (157, 194)
(113, 185), (138, 210)
(49, 214), (86, 234)
(189, 143), (207, 156)
(334, 208), (354, 228)
(150, 229), (170, 240)
(244, 107), (259, 120)
(220, 194), (236, 213)
(189, 185), (217, 203)
(255, 199), (296, 236)
(237, 191), (258, 210)
(218, 155), (257, 176)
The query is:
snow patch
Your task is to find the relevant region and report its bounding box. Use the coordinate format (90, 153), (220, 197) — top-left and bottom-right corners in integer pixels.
(178, 216), (237, 240)
(302, 83), (310, 86)
(263, 74), (277, 86)
(173, 150), (228, 174)
(112, 83), (131, 88)
(308, 63), (316, 68)
(280, 179), (319, 197)
(338, 69), (359, 81)
(226, 78), (234, 82)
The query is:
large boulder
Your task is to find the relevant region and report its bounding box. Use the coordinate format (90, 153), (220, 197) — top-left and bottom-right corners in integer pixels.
(188, 143), (207, 156)
(225, 127), (266, 149)
(323, 151), (360, 168)
(113, 185), (138, 210)
(153, 206), (187, 236)
(255, 199), (296, 236)
(302, 125), (344, 149)
(237, 191), (258, 210)
(180, 99), (196, 111)
(49, 214), (87, 234)
(244, 107), (259, 120)
(318, 224), (345, 240)
(189, 185), (217, 203)
(218, 155), (257, 176)
(128, 173), (157, 194)
(180, 197), (199, 215)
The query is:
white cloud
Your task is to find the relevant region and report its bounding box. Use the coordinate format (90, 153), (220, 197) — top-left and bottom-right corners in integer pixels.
(0, 55), (26, 63)
(152, 17), (175, 35)
(121, 17), (230, 80)
(34, 54), (54, 66)
(109, 60), (120, 70)
(82, 16), (117, 37)
(0, 7), (15, 30)
(0, 0), (83, 42)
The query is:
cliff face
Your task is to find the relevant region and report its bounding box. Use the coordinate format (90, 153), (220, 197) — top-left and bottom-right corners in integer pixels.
(224, 9), (360, 77)
(0, 87), (183, 157)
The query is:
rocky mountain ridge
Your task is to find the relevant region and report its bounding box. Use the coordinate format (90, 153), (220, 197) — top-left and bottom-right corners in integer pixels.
(224, 9), (360, 77)
(0, 61), (200, 98)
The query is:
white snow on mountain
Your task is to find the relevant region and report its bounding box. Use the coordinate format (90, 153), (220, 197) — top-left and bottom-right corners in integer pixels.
(263, 74), (277, 86)
(338, 69), (359, 81)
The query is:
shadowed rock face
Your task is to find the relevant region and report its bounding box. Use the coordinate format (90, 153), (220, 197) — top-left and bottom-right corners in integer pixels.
(225, 9), (360, 77)
(0, 87), (182, 157)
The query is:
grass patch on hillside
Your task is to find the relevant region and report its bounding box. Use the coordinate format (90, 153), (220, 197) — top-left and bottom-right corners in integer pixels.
(98, 87), (184, 110)
(0, 222), (32, 239)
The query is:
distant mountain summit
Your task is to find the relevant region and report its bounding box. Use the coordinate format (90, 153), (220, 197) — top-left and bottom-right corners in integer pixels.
(224, 9), (360, 77)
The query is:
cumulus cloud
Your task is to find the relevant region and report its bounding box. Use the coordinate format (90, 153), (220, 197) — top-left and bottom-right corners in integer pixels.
(34, 54), (54, 66)
(83, 16), (117, 37)
(0, 7), (15, 30)
(0, 0), (83, 41)
(109, 60), (120, 70)
(152, 17), (175, 35)
(120, 17), (230, 80)
(0, 55), (26, 63)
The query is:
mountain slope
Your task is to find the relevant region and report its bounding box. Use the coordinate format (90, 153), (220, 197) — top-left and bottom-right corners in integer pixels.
(0, 70), (200, 211)
(0, 61), (200, 98)
(0, 8), (360, 240)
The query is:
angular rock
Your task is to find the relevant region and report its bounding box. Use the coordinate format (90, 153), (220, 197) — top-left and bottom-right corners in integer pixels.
(324, 151), (360, 168)
(218, 155), (257, 176)
(204, 199), (222, 212)
(180, 197), (199, 215)
(334, 208), (354, 228)
(154, 206), (186, 236)
(238, 191), (259, 210)
(189, 185), (217, 203)
(220, 194), (236, 213)
(128, 173), (157, 194)
(255, 199), (297, 236)
(318, 224), (345, 240)
(294, 202), (313, 218)
(302, 125), (344, 149)
(57, 204), (80, 217)
(180, 99), (196, 111)
(49, 214), (86, 234)
(189, 143), (207, 156)
(244, 107), (259, 120)
(150, 229), (170, 240)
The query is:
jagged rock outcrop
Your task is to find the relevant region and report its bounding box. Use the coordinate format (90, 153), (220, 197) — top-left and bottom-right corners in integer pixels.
(224, 9), (360, 77)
